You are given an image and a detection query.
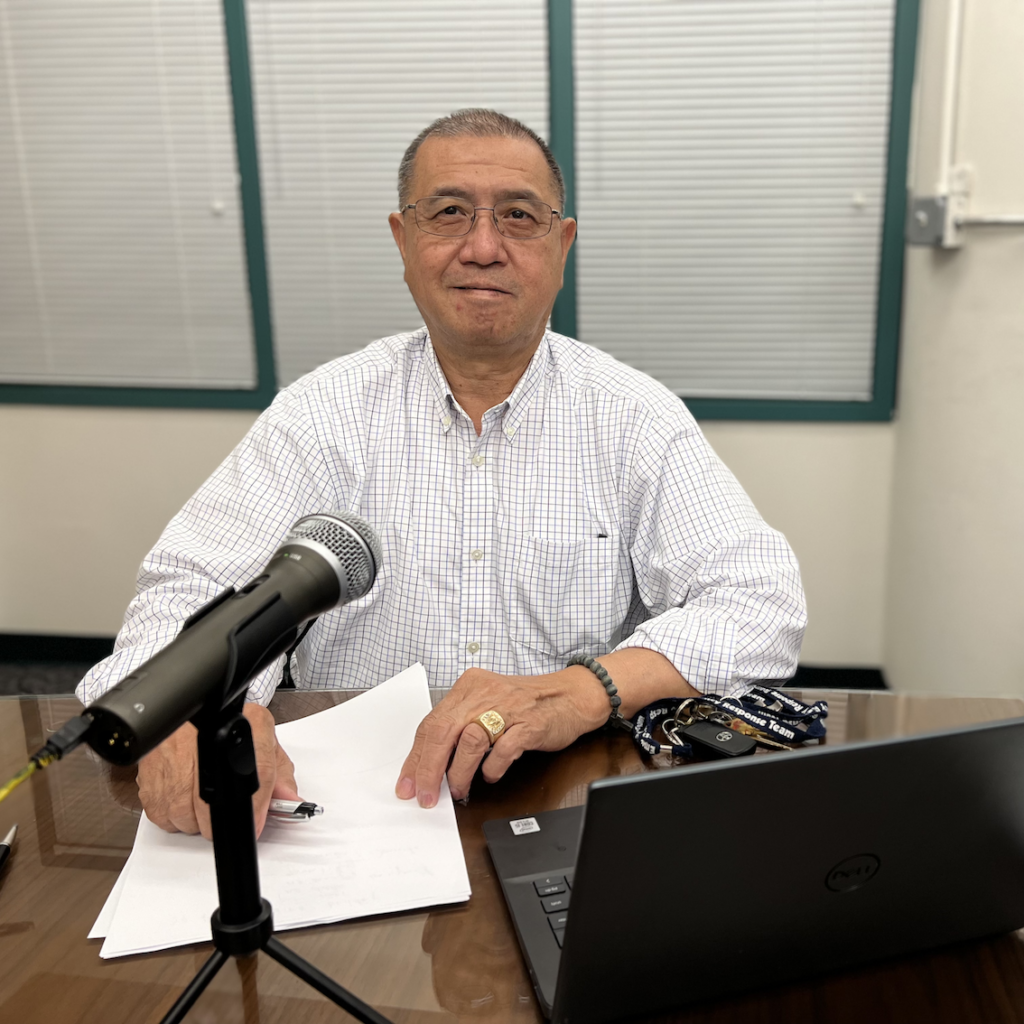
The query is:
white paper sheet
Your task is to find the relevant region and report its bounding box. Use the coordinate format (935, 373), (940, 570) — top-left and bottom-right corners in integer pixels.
(94, 664), (470, 958)
(88, 851), (131, 939)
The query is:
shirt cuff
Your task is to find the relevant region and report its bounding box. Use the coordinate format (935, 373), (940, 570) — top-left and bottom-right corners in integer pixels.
(614, 608), (745, 698)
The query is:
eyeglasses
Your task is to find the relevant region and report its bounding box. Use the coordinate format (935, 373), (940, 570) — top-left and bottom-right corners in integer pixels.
(403, 196), (562, 239)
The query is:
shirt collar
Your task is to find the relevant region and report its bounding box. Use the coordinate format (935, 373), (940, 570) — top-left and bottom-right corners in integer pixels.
(421, 328), (551, 439)
(421, 330), (456, 432)
(501, 332), (550, 442)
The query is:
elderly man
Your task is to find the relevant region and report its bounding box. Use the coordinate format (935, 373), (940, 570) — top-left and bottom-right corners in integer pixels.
(78, 109), (805, 837)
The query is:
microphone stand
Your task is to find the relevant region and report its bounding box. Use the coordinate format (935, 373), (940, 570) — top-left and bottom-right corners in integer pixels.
(160, 658), (394, 1023)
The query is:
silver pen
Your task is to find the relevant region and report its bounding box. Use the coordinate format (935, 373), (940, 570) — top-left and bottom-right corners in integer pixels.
(0, 823), (16, 879)
(267, 799), (324, 820)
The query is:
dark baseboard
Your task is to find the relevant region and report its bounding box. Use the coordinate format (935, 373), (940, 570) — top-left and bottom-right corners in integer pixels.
(0, 635), (888, 692)
(0, 633), (116, 665)
(787, 665), (887, 690)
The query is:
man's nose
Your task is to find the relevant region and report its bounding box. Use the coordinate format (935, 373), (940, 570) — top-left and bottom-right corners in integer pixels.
(458, 210), (507, 263)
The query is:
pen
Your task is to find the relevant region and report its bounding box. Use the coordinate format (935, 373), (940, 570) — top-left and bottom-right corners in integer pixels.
(268, 800), (323, 820)
(0, 824), (16, 878)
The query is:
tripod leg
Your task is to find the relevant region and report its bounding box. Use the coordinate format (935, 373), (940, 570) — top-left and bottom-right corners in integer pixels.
(263, 936), (395, 1024)
(238, 954), (261, 1024)
(160, 948), (230, 1024)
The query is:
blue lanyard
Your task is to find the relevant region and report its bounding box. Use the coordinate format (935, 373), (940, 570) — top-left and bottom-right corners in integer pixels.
(629, 686), (828, 756)
(713, 686), (828, 743)
(631, 699), (695, 757)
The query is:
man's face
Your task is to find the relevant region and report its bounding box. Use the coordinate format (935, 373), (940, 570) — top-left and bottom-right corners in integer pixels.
(388, 135), (576, 354)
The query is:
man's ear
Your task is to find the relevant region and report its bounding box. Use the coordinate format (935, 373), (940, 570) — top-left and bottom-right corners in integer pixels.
(388, 211), (408, 263)
(560, 217), (577, 266)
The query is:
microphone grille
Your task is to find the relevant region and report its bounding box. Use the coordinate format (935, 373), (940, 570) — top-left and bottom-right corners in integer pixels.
(285, 511), (382, 598)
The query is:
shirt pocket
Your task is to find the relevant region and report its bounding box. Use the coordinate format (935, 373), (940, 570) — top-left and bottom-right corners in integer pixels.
(504, 534), (630, 659)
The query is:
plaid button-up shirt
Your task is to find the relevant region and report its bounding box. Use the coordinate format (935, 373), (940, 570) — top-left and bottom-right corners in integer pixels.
(78, 329), (806, 707)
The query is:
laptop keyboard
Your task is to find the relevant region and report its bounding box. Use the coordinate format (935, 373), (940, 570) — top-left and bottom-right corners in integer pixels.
(531, 871), (574, 947)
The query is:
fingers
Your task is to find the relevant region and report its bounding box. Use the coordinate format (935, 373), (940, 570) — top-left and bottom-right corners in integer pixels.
(136, 706), (292, 842)
(272, 743), (300, 801)
(191, 759), (213, 840)
(481, 726), (529, 784)
(397, 666), (587, 807)
(244, 704), (290, 838)
(396, 668), (538, 807)
(396, 713), (463, 809)
(137, 721), (204, 836)
(410, 716), (462, 809)
(446, 723), (493, 801)
(414, 718), (526, 801)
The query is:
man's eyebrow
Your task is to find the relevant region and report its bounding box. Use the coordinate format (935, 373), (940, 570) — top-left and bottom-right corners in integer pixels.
(425, 186), (550, 205)
(492, 188), (546, 203)
(427, 186), (474, 201)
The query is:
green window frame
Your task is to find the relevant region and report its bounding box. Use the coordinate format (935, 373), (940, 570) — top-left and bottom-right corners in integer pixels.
(0, 0), (276, 410)
(549, 0), (919, 422)
(1, 0), (917, 421)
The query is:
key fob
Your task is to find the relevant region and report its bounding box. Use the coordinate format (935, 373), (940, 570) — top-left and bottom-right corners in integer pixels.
(680, 720), (757, 759)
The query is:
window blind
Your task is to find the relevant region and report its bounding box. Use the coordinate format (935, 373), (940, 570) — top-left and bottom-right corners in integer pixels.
(247, 0), (549, 387)
(0, 0), (255, 388)
(575, 0), (895, 401)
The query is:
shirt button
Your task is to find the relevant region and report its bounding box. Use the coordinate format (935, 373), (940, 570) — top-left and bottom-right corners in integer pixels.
(442, 416), (452, 427)
(470, 549), (483, 561)
(505, 427), (515, 438)
(466, 641), (481, 655)
(471, 454), (485, 467)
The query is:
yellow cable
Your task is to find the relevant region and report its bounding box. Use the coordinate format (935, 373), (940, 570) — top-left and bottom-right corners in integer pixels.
(0, 717), (92, 805)
(0, 761), (38, 805)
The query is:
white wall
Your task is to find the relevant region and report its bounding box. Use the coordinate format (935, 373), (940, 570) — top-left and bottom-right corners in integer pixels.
(883, 0), (1024, 695)
(0, 406), (257, 636)
(704, 423), (894, 666)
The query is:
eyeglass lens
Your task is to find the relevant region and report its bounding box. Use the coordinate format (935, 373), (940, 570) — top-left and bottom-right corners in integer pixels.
(413, 196), (555, 238)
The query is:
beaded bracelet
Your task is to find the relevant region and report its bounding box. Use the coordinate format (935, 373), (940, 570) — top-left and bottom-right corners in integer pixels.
(567, 654), (631, 731)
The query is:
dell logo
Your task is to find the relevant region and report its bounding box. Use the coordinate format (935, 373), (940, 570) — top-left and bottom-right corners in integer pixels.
(826, 854), (881, 892)
(133, 703), (145, 714)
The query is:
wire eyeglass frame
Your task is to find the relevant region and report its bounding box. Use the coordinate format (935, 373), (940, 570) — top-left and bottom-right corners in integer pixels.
(402, 195), (563, 239)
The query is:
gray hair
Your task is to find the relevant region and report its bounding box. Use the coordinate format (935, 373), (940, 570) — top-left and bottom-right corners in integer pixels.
(397, 108), (566, 212)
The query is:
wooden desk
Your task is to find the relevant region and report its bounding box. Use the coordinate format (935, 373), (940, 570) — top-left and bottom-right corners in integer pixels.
(2, 689), (1024, 1023)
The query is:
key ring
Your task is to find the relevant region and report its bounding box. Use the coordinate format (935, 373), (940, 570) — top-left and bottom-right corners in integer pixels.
(706, 711), (735, 728)
(661, 720), (684, 747)
(669, 699), (722, 731)
(673, 698), (698, 727)
(658, 716), (692, 751)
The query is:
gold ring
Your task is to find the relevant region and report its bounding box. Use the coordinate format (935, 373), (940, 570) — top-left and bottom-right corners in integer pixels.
(472, 710), (507, 745)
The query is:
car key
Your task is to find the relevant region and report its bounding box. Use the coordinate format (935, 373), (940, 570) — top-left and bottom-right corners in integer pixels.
(678, 719), (757, 758)
(726, 718), (794, 751)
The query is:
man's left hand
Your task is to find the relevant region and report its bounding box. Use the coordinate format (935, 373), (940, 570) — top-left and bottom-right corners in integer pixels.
(395, 667), (609, 807)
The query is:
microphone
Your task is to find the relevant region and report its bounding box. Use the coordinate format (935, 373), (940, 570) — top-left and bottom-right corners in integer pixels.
(83, 511), (382, 766)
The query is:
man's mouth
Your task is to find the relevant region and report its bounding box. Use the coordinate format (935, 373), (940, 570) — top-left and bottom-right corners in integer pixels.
(453, 285), (512, 296)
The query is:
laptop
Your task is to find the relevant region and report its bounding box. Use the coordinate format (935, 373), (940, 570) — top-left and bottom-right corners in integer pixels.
(484, 715), (1024, 1023)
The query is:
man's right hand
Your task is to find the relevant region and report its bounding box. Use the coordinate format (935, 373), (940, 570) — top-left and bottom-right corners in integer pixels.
(137, 703), (299, 840)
